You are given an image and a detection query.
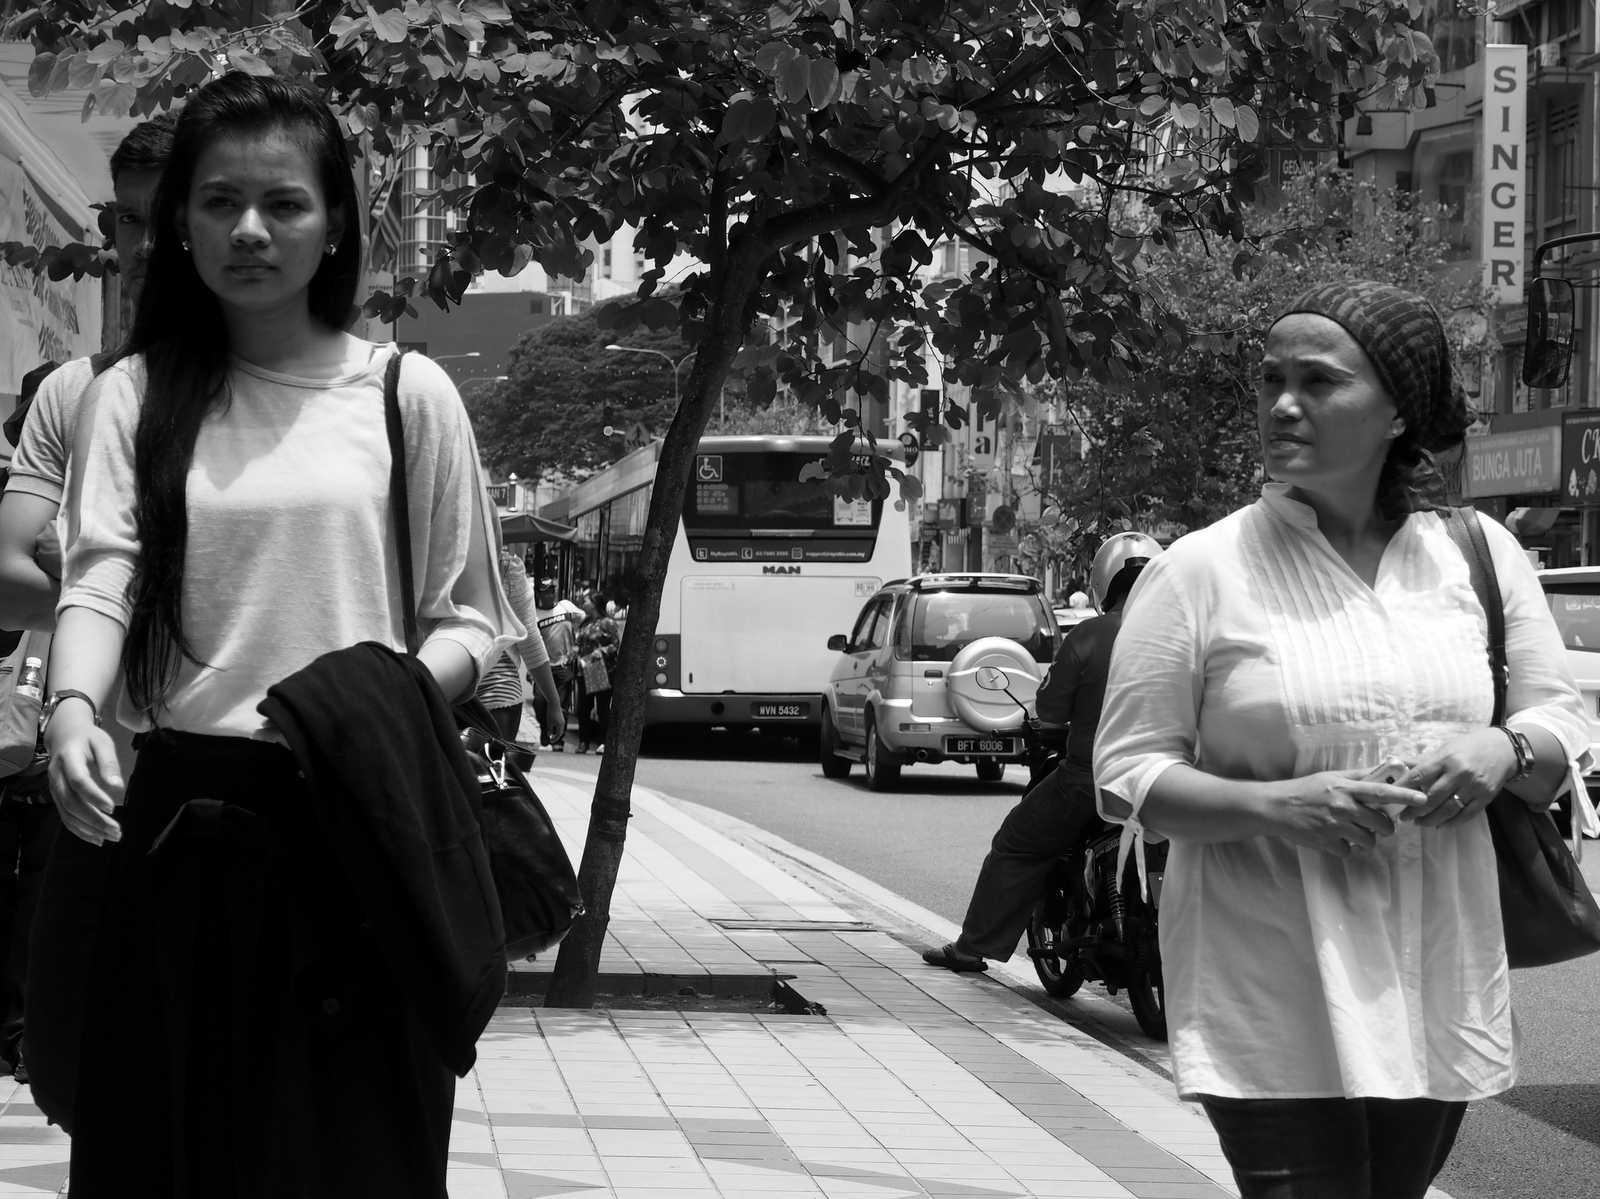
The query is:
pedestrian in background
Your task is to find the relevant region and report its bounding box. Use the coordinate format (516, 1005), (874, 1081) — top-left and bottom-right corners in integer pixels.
(533, 576), (584, 750)
(476, 546), (566, 745)
(1094, 281), (1590, 1198)
(0, 113), (175, 1123)
(576, 596), (620, 754)
(43, 73), (515, 1195)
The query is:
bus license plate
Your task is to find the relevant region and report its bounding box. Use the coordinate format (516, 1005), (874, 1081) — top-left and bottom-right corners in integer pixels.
(945, 736), (1017, 755)
(753, 702), (810, 719)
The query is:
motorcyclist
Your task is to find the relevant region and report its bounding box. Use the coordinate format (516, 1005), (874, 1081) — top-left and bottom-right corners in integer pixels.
(922, 532), (1163, 972)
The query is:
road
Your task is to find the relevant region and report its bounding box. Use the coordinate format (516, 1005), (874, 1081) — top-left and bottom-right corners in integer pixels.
(548, 727), (1600, 1198)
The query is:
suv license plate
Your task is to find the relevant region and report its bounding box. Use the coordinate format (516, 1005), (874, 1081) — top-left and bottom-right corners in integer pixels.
(752, 702), (810, 719)
(944, 736), (1017, 755)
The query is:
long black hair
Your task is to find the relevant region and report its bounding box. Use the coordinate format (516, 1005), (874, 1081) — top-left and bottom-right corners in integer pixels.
(120, 72), (362, 713)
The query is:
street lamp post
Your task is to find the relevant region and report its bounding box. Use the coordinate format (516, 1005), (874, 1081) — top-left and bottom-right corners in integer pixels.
(603, 345), (696, 410)
(432, 351), (482, 363)
(457, 374), (508, 394)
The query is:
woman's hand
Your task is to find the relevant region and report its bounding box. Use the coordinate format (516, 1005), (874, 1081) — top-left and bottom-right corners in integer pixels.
(1262, 770), (1430, 857)
(43, 701), (123, 845)
(1396, 729), (1519, 829)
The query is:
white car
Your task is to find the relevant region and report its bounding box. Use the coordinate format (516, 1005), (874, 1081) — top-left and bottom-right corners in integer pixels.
(1537, 567), (1600, 789)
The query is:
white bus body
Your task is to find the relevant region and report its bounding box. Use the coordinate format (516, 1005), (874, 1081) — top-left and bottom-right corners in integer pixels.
(565, 435), (913, 731)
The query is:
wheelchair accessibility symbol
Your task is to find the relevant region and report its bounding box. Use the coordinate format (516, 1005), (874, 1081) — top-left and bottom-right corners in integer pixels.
(697, 455), (723, 482)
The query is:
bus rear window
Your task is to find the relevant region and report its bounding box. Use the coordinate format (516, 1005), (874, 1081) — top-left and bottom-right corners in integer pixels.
(687, 452), (879, 532)
(1546, 585), (1600, 652)
(901, 591), (1056, 662)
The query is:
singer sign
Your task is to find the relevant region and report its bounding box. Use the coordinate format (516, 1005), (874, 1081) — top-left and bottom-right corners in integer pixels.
(1481, 45), (1527, 306)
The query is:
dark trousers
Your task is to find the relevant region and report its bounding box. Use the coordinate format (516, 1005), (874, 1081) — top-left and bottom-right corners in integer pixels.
(955, 770), (1103, 961)
(489, 704), (522, 742)
(1200, 1095), (1467, 1199)
(578, 683), (611, 747)
(69, 732), (455, 1199)
(23, 816), (115, 1130)
(0, 794), (60, 1065)
(532, 659), (575, 739)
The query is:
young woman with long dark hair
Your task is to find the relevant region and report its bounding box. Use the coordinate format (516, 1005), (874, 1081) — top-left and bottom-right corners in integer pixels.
(42, 72), (516, 1196)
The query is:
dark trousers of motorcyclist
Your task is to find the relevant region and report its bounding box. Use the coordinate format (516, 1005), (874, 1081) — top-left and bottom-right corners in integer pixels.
(954, 767), (1102, 961)
(0, 788), (61, 1069)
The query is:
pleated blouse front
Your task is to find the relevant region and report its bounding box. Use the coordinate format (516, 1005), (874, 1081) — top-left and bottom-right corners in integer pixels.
(1093, 485), (1591, 1101)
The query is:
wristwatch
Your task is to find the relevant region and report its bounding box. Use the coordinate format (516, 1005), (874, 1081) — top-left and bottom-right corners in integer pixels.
(39, 690), (101, 738)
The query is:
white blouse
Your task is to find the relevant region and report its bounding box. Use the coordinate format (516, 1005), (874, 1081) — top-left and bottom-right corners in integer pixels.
(1093, 485), (1592, 1102)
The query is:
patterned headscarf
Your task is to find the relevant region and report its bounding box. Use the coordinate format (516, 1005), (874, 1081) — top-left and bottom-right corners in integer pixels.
(1273, 280), (1473, 453)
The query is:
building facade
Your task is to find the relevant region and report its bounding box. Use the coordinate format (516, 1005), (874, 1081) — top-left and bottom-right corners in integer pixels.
(1345, 2), (1600, 567)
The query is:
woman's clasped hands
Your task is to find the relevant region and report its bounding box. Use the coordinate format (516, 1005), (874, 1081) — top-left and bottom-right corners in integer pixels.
(1267, 769), (1428, 857)
(1268, 729), (1522, 857)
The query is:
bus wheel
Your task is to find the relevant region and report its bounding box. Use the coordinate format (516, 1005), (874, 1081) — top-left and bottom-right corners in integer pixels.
(975, 760), (1006, 783)
(820, 706), (852, 779)
(863, 713), (902, 792)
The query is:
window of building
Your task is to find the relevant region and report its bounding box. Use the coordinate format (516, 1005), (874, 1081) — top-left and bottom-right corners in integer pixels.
(1413, 123), (1475, 260)
(1543, 99), (1582, 235)
(602, 245), (613, 278)
(1424, 1), (1477, 73)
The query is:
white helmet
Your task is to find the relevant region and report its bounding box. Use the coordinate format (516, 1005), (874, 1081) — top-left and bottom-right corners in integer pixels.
(1088, 531), (1163, 613)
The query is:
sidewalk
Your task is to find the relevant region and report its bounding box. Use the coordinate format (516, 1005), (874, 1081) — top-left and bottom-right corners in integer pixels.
(0, 764), (1236, 1199)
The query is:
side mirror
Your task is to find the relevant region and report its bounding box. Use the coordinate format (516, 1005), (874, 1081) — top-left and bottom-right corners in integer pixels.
(827, 634), (849, 652)
(1524, 276), (1576, 389)
(975, 666), (1010, 691)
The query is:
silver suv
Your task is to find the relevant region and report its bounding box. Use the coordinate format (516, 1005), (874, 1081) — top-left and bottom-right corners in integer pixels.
(819, 573), (1056, 790)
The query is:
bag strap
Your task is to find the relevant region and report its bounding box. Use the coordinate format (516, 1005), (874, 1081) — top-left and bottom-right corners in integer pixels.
(1439, 505), (1509, 726)
(383, 349), (420, 656)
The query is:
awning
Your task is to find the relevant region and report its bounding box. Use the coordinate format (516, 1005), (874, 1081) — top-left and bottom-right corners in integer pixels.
(501, 511), (577, 543)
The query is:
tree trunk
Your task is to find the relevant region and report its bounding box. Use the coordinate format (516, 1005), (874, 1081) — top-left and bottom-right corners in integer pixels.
(543, 250), (764, 1007)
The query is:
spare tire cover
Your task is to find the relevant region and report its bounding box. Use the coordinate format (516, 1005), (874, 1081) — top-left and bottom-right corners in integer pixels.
(946, 637), (1042, 733)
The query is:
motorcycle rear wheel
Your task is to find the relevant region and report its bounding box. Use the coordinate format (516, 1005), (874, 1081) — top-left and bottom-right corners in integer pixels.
(1025, 895), (1083, 998)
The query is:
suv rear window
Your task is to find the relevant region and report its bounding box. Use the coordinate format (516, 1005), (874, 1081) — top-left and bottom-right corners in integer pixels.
(897, 591), (1056, 662)
(1545, 583), (1600, 652)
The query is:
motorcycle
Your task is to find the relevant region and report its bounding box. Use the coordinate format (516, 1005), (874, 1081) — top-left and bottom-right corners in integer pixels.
(961, 659), (1169, 1041)
(1016, 714), (1169, 1041)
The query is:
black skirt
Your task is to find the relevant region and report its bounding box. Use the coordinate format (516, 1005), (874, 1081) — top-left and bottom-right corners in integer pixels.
(68, 731), (454, 1199)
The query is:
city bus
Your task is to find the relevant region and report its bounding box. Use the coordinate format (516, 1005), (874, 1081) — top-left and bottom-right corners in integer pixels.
(549, 435), (914, 735)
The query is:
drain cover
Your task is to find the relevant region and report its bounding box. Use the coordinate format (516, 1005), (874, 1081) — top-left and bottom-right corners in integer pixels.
(712, 919), (875, 933)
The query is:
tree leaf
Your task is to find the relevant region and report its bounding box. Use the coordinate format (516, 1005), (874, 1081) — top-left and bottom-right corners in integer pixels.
(807, 58), (840, 109)
(227, 49), (275, 76)
(1209, 96), (1235, 128)
(1234, 103), (1260, 142)
(370, 8), (409, 42)
(777, 52), (811, 105)
(27, 53), (56, 98)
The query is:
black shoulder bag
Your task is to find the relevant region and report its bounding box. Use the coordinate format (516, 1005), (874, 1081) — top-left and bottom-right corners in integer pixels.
(1439, 505), (1600, 969)
(384, 350), (582, 960)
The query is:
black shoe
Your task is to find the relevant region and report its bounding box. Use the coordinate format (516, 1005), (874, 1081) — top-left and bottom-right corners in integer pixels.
(922, 943), (988, 972)
(12, 1054), (28, 1086)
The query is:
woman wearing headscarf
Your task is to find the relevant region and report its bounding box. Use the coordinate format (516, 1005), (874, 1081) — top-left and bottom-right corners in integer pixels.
(1094, 281), (1590, 1198)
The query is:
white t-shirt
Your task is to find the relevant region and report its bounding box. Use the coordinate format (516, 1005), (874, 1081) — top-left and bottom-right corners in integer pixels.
(62, 344), (520, 738)
(536, 600), (585, 663)
(4, 355), (141, 779)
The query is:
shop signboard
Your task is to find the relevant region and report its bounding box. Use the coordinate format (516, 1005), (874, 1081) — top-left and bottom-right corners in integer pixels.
(1464, 421), (1561, 498)
(1561, 411), (1600, 505)
(1480, 45), (1527, 306)
(0, 158), (97, 396)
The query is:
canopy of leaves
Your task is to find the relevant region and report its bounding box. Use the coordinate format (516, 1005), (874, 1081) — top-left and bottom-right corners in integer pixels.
(9, 0), (1444, 495)
(469, 303), (688, 481)
(1032, 168), (1495, 576)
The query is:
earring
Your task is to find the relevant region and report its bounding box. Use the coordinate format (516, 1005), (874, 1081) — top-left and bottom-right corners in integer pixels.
(181, 240), (190, 251)
(326, 243), (338, 255)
